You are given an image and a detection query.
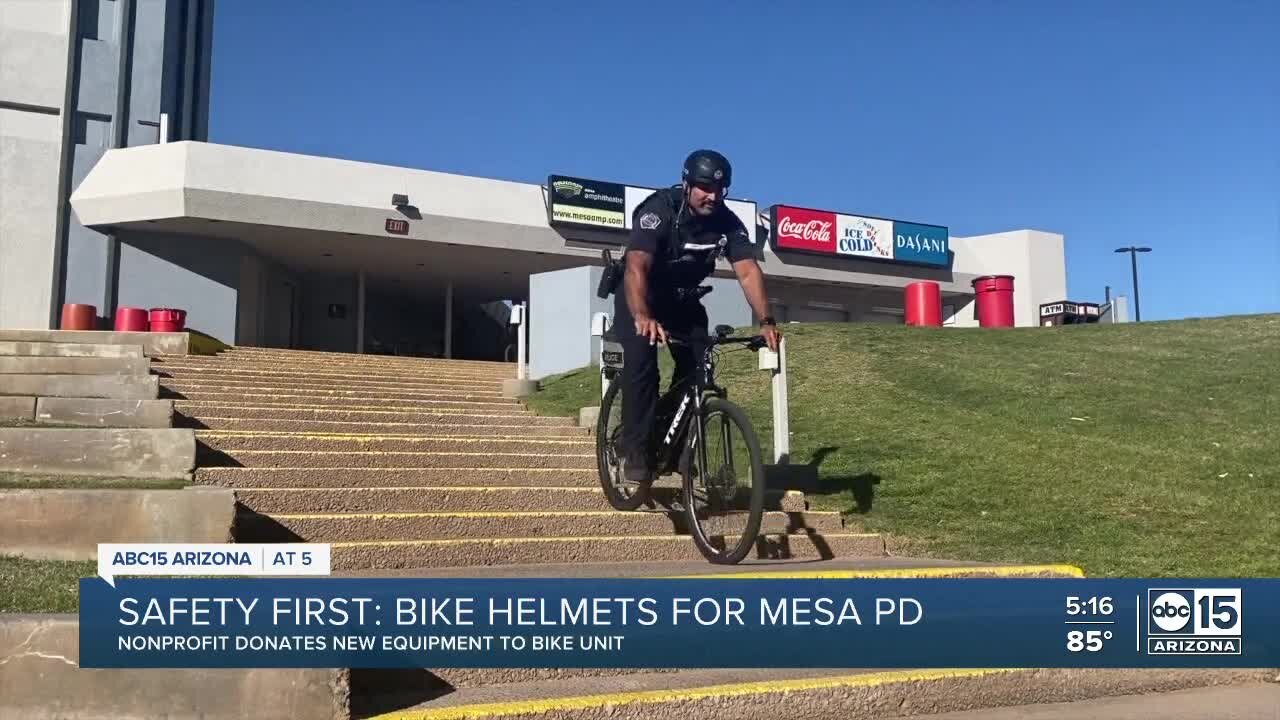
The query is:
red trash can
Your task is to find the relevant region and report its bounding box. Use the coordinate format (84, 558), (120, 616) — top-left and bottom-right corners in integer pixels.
(60, 303), (97, 330)
(114, 307), (150, 332)
(904, 281), (942, 327)
(972, 275), (1015, 327)
(148, 308), (187, 333)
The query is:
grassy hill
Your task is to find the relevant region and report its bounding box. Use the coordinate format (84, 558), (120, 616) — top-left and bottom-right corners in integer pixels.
(526, 314), (1279, 577)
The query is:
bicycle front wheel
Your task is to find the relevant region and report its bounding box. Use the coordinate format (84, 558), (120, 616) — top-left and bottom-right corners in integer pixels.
(681, 397), (766, 565)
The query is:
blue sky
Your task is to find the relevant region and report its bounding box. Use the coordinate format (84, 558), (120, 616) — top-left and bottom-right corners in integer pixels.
(209, 1), (1279, 321)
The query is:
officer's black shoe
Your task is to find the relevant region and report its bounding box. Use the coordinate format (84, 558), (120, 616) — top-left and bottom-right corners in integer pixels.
(623, 452), (656, 486)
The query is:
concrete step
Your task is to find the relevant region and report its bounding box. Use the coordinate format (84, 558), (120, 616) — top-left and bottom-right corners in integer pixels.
(0, 374), (158, 400)
(0, 427), (194, 478)
(0, 356), (150, 375)
(196, 432), (593, 455)
(157, 358), (514, 380)
(159, 375), (505, 394)
(232, 485), (786, 514)
(156, 366), (514, 390)
(332, 531), (882, 571)
(224, 346), (515, 369)
(173, 402), (560, 424)
(1, 616), (337, 720)
(194, 467), (598, 488)
(182, 417), (587, 436)
(168, 389), (516, 407)
(200, 448), (595, 469)
(34, 397), (174, 428)
(353, 667), (1275, 720)
(239, 509), (843, 542)
(0, 340), (143, 358)
(0, 396), (35, 420)
(0, 329), (187, 355)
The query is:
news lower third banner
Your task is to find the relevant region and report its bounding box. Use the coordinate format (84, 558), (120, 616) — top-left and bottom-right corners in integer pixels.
(79, 578), (1279, 669)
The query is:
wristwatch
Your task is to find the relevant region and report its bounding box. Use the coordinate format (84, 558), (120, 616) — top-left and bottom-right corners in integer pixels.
(759, 316), (777, 327)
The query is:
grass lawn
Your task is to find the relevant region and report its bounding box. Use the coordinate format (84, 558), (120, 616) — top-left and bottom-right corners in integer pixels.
(526, 314), (1279, 577)
(0, 555), (94, 613)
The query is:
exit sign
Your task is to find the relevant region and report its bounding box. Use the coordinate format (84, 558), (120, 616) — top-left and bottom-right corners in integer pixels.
(385, 218), (409, 235)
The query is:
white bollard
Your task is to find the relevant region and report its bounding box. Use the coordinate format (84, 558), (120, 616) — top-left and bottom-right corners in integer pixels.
(759, 337), (790, 464)
(512, 303), (527, 380)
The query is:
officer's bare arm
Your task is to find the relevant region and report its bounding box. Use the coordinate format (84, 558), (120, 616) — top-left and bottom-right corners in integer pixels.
(731, 258), (771, 322)
(625, 250), (655, 320)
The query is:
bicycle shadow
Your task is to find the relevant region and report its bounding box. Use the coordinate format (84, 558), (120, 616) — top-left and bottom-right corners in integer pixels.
(801, 445), (881, 515)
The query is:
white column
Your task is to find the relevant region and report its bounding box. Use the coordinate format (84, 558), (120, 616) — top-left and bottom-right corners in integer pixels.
(356, 271), (366, 354)
(444, 281), (454, 359)
(516, 302), (527, 380)
(771, 337), (790, 463)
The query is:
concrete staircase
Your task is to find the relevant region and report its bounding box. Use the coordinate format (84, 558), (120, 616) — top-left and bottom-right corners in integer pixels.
(0, 330), (194, 479)
(175, 347), (882, 571)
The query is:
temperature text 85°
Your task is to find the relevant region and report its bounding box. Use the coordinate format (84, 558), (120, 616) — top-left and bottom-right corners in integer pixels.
(1067, 630), (1113, 652)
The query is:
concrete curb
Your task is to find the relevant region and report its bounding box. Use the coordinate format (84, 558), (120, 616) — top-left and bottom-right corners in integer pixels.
(238, 509), (844, 543)
(0, 356), (150, 375)
(0, 487), (234, 560)
(174, 403), (560, 424)
(502, 378), (539, 399)
(0, 330), (187, 356)
(362, 668), (1279, 720)
(0, 341), (144, 358)
(0, 428), (195, 478)
(184, 417), (588, 436)
(0, 396), (36, 421)
(0, 615), (347, 720)
(193, 467), (599, 488)
(0, 374), (159, 400)
(35, 398), (174, 428)
(330, 533), (886, 570)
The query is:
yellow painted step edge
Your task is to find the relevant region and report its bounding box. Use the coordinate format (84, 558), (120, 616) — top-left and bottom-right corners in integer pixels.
(333, 533), (880, 548)
(667, 564), (1086, 579)
(368, 668), (1024, 720)
(264, 510), (838, 520)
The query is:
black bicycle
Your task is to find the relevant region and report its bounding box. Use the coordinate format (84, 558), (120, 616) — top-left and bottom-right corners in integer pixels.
(596, 316), (769, 565)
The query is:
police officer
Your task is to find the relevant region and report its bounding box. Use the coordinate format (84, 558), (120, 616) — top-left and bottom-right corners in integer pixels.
(613, 149), (781, 485)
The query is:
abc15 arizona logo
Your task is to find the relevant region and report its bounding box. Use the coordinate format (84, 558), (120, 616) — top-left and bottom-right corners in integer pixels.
(1146, 589), (1242, 655)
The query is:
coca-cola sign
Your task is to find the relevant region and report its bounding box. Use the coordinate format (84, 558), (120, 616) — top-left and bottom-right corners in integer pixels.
(769, 204), (950, 267)
(772, 206), (836, 253)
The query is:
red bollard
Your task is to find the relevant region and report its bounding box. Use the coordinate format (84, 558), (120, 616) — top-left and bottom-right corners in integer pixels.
(114, 307), (150, 332)
(149, 308), (187, 333)
(60, 303), (98, 330)
(972, 275), (1015, 327)
(904, 281), (942, 327)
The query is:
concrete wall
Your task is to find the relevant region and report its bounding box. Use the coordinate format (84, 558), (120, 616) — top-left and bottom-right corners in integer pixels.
(529, 266), (753, 379)
(116, 230), (239, 343)
(0, 1), (71, 329)
(0, 0), (213, 330)
(949, 230), (1068, 328)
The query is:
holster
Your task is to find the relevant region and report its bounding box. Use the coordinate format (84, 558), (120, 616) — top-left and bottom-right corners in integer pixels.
(596, 249), (624, 299)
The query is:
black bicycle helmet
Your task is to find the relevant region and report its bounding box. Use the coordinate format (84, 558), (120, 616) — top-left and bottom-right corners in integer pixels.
(682, 149), (732, 189)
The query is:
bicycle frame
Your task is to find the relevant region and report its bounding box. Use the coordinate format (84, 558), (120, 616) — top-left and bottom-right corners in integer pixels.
(654, 335), (738, 477)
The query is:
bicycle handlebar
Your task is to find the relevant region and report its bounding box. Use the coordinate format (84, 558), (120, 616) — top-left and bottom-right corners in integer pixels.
(664, 332), (768, 351)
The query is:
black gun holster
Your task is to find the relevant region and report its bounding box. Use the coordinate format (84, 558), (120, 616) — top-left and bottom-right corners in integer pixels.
(596, 249), (624, 299)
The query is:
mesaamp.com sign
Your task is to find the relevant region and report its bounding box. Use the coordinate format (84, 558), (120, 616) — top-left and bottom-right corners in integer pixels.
(769, 205), (949, 268)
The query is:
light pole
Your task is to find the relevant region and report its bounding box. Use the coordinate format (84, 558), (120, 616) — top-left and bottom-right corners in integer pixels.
(1114, 246), (1151, 321)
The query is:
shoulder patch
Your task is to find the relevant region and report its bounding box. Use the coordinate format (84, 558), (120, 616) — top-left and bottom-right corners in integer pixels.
(638, 212), (662, 230)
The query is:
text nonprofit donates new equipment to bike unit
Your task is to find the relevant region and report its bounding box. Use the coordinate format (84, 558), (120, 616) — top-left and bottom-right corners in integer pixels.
(594, 149), (775, 565)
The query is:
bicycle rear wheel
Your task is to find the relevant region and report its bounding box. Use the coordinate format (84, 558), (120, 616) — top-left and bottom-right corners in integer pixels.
(681, 397), (766, 564)
(596, 378), (651, 511)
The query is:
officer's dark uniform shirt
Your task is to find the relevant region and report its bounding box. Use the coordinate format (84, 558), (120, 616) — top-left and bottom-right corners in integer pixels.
(624, 186), (755, 293)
